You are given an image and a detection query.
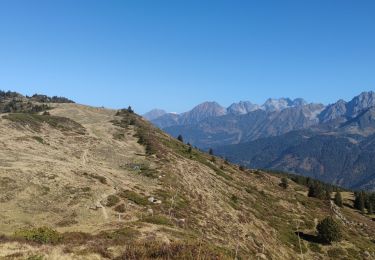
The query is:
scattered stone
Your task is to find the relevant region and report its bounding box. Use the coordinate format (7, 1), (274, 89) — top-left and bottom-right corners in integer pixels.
(255, 253), (267, 260)
(148, 197), (162, 204)
(363, 251), (371, 259)
(330, 201), (350, 226)
(147, 208), (154, 216)
(89, 204), (102, 210)
(176, 218), (185, 227)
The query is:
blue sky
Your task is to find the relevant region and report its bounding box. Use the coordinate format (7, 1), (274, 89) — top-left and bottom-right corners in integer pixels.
(0, 0), (374, 114)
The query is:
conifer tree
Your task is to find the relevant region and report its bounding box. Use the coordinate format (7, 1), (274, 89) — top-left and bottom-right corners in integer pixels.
(354, 192), (365, 213)
(317, 217), (342, 244)
(308, 182), (326, 200)
(325, 190), (332, 200)
(127, 106), (134, 113)
(334, 192), (343, 207)
(280, 177), (289, 189)
(368, 203), (373, 215)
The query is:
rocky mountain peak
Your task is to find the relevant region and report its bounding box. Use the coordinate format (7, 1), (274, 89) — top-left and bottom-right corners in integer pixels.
(179, 101), (227, 124)
(319, 92), (375, 123)
(347, 91), (375, 117)
(143, 109), (167, 121)
(261, 97), (307, 112)
(227, 101), (260, 115)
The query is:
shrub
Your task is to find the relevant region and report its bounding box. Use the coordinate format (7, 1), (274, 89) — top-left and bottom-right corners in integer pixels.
(90, 174), (107, 184)
(56, 217), (78, 227)
(4, 113), (85, 134)
(61, 231), (93, 244)
(102, 227), (140, 243)
(308, 183), (330, 200)
(316, 217), (342, 244)
(114, 204), (126, 213)
(14, 227), (62, 244)
(142, 215), (172, 226)
(308, 243), (322, 253)
(279, 177), (289, 189)
(230, 194), (239, 204)
(229, 194), (240, 210)
(106, 195), (120, 207)
(32, 136), (45, 144)
(118, 190), (148, 206)
(327, 248), (347, 258)
(139, 164), (158, 178)
(30, 94), (74, 103)
(177, 135), (183, 142)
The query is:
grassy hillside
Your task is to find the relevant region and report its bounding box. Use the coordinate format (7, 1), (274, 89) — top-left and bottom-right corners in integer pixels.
(0, 103), (374, 259)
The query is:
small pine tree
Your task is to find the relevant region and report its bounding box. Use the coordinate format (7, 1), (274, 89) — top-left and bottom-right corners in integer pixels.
(127, 106), (134, 113)
(280, 177), (289, 189)
(308, 184), (316, 197)
(368, 203), (373, 215)
(308, 183), (323, 199)
(370, 193), (375, 210)
(188, 146), (192, 153)
(316, 217), (342, 244)
(208, 148), (213, 155)
(177, 135), (184, 142)
(325, 190), (332, 201)
(354, 192), (366, 213)
(334, 192), (343, 207)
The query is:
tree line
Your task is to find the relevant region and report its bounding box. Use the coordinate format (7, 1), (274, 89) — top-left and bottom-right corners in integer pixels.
(353, 191), (375, 214)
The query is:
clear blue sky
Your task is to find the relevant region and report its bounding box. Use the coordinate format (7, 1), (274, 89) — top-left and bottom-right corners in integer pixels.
(0, 0), (374, 114)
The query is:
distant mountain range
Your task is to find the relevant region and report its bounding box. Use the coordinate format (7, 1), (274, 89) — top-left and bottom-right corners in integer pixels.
(144, 91), (375, 190)
(145, 96), (327, 147)
(215, 108), (375, 191)
(149, 97), (313, 129)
